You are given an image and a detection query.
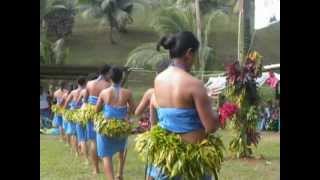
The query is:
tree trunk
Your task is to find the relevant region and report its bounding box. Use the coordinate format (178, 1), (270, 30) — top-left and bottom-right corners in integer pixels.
(194, 0), (203, 79)
(238, 0), (254, 67)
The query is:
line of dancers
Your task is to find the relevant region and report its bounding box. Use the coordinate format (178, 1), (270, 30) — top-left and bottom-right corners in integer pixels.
(51, 31), (222, 180)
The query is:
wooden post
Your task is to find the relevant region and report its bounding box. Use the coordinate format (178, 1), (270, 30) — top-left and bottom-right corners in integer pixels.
(238, 0), (255, 66)
(194, 0), (203, 79)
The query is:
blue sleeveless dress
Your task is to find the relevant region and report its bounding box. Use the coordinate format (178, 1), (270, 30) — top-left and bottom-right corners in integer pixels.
(62, 100), (69, 131)
(71, 100), (87, 142)
(87, 96), (98, 140)
(96, 104), (128, 158)
(52, 98), (63, 127)
(65, 101), (77, 135)
(147, 108), (212, 180)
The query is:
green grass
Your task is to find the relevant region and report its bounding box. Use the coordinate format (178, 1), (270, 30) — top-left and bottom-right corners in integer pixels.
(41, 130), (279, 180)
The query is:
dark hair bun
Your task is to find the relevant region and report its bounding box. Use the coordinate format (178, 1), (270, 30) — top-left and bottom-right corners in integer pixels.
(156, 35), (176, 51)
(156, 31), (199, 59)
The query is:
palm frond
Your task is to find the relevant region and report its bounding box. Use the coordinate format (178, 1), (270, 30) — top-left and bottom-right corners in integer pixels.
(150, 7), (195, 36)
(203, 10), (228, 46)
(126, 43), (168, 68)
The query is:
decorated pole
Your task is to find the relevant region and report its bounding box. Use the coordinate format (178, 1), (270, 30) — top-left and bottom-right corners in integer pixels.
(224, 0), (262, 159)
(238, 0), (255, 66)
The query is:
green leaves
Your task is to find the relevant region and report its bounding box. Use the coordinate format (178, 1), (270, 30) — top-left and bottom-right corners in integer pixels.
(125, 43), (169, 68)
(135, 126), (224, 179)
(94, 117), (132, 137)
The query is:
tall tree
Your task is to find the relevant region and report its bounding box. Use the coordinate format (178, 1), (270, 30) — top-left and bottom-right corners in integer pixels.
(80, 0), (137, 44)
(41, 0), (78, 39)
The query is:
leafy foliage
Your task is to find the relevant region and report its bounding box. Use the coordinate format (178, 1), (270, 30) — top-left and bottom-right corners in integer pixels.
(126, 5), (228, 71)
(223, 51), (263, 158)
(80, 0), (138, 43)
(135, 125), (224, 180)
(40, 36), (69, 64)
(41, 0), (78, 38)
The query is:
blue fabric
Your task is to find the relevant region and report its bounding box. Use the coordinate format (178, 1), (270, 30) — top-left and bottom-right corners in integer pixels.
(52, 115), (63, 127)
(66, 121), (76, 135)
(87, 121), (96, 140)
(69, 100), (82, 110)
(97, 134), (127, 158)
(147, 165), (212, 180)
(157, 108), (204, 133)
(62, 117), (68, 131)
(88, 96), (98, 105)
(148, 107), (211, 179)
(86, 96), (98, 140)
(103, 104), (128, 120)
(97, 104), (128, 158)
(76, 123), (87, 142)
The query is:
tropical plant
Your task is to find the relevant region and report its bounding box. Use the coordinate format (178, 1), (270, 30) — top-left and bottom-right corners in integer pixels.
(40, 37), (70, 64)
(80, 0), (143, 44)
(223, 51), (263, 158)
(126, 5), (228, 73)
(41, 0), (78, 38)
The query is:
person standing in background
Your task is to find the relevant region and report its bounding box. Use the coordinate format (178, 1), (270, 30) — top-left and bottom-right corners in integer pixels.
(40, 86), (51, 128)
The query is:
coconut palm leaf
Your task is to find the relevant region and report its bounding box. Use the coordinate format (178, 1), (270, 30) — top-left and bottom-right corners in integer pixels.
(125, 43), (168, 68)
(150, 6), (195, 36)
(126, 4), (231, 71)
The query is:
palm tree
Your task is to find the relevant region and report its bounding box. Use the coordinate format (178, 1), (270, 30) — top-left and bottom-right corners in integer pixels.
(126, 5), (228, 74)
(80, 0), (138, 44)
(41, 0), (78, 38)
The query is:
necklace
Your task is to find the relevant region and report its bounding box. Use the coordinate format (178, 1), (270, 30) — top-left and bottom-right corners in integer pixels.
(171, 61), (188, 72)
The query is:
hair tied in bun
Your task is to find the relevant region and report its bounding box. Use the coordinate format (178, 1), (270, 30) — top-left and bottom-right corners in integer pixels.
(156, 35), (176, 51)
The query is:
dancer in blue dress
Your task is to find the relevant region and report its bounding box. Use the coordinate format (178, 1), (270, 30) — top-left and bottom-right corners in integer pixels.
(96, 66), (135, 180)
(85, 64), (111, 174)
(52, 81), (69, 141)
(62, 83), (76, 147)
(64, 77), (87, 157)
(134, 59), (170, 132)
(139, 32), (221, 180)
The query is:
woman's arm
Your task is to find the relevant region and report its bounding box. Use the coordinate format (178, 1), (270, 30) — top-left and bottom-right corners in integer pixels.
(134, 89), (153, 116)
(95, 92), (104, 113)
(149, 94), (158, 126)
(192, 81), (220, 134)
(63, 93), (73, 109)
(127, 91), (135, 116)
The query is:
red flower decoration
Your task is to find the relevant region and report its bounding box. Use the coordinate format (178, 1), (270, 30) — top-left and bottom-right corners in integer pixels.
(219, 102), (239, 127)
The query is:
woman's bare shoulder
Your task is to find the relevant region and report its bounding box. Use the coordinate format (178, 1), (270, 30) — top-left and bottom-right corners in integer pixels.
(121, 88), (133, 95)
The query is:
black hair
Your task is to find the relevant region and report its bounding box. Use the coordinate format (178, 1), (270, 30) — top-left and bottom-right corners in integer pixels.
(156, 59), (171, 73)
(99, 64), (111, 76)
(77, 76), (86, 86)
(87, 73), (99, 80)
(110, 66), (123, 84)
(59, 80), (67, 89)
(156, 31), (199, 58)
(68, 82), (75, 92)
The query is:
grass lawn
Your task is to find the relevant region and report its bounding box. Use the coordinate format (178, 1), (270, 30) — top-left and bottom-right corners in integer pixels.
(40, 130), (279, 180)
